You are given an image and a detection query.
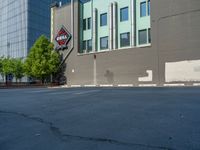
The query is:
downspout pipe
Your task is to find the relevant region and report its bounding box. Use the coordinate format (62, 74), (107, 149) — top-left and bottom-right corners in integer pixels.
(109, 3), (113, 50)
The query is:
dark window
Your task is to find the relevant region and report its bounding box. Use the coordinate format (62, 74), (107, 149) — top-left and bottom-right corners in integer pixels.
(100, 36), (108, 50)
(87, 39), (92, 52)
(88, 18), (91, 30)
(139, 29), (147, 45)
(140, 2), (146, 17)
(100, 13), (107, 26)
(148, 0), (150, 16)
(148, 28), (151, 43)
(83, 19), (87, 30)
(82, 41), (86, 52)
(120, 7), (129, 22)
(120, 32), (130, 47)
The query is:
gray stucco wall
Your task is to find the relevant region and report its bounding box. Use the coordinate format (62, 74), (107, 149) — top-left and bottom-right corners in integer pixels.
(52, 0), (200, 86)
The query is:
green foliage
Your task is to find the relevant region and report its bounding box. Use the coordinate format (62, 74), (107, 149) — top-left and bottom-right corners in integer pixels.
(2, 57), (13, 76)
(0, 57), (3, 73)
(0, 57), (4, 80)
(0, 57), (24, 82)
(12, 58), (24, 81)
(24, 35), (60, 81)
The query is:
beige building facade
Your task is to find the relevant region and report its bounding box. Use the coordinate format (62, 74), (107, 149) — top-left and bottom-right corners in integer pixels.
(51, 0), (200, 87)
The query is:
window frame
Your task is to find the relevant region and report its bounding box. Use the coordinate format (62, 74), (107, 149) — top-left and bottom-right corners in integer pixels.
(148, 0), (150, 16)
(100, 36), (109, 50)
(148, 28), (151, 43)
(140, 1), (147, 17)
(83, 18), (87, 30)
(82, 40), (87, 52)
(120, 7), (129, 22)
(87, 17), (91, 30)
(87, 39), (92, 52)
(139, 29), (147, 45)
(100, 13), (107, 27)
(120, 32), (130, 48)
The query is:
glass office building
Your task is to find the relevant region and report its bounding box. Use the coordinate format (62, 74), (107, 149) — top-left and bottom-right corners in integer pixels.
(0, 0), (27, 58)
(0, 0), (68, 58)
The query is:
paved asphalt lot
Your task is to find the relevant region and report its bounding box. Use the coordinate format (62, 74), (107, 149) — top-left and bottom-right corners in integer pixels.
(0, 87), (200, 150)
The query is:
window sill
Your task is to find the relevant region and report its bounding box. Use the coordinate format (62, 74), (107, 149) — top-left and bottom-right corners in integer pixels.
(137, 43), (151, 48)
(118, 46), (132, 49)
(120, 20), (129, 23)
(77, 44), (152, 56)
(140, 15), (150, 18)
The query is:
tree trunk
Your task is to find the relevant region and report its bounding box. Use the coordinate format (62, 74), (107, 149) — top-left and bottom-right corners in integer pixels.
(41, 77), (45, 85)
(5, 75), (8, 85)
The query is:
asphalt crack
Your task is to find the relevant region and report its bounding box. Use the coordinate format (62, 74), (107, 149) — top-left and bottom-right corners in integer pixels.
(0, 110), (175, 150)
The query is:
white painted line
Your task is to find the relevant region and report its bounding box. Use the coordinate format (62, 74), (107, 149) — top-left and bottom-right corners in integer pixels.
(71, 85), (81, 87)
(48, 86), (64, 89)
(48, 86), (59, 89)
(61, 85), (68, 88)
(164, 83), (185, 87)
(139, 84), (157, 87)
(99, 84), (113, 87)
(118, 84), (134, 87)
(193, 83), (200, 86)
(84, 85), (97, 87)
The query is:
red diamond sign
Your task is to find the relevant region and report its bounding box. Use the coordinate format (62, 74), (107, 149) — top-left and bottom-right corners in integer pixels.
(55, 26), (71, 47)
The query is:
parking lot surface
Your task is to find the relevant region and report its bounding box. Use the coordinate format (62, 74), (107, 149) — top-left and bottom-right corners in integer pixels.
(0, 87), (200, 150)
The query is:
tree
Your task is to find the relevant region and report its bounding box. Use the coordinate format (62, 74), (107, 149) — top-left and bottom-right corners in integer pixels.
(12, 58), (24, 82)
(24, 35), (60, 83)
(2, 57), (14, 83)
(0, 57), (4, 81)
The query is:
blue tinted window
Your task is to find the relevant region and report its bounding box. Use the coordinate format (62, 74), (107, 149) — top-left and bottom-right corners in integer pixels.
(87, 39), (92, 52)
(100, 13), (107, 26)
(0, 0), (54, 58)
(82, 41), (86, 52)
(120, 7), (129, 22)
(120, 32), (130, 47)
(83, 19), (87, 30)
(140, 2), (146, 17)
(148, 28), (151, 43)
(148, 0), (150, 16)
(100, 37), (108, 50)
(139, 29), (147, 45)
(88, 18), (91, 30)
